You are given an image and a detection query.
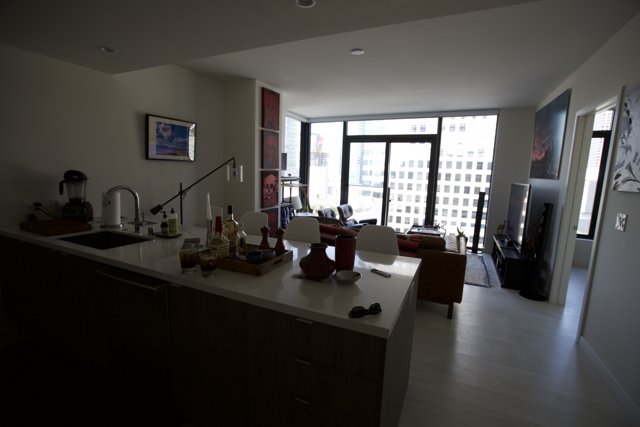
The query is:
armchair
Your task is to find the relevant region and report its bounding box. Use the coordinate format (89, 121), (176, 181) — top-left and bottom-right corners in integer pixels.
(317, 207), (338, 221)
(336, 204), (377, 228)
(415, 235), (467, 319)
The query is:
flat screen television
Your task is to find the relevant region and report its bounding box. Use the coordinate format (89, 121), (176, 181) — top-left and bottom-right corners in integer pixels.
(506, 183), (531, 253)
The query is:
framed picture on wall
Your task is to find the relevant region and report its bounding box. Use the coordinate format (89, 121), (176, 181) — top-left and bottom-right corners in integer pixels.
(146, 114), (196, 161)
(261, 88), (280, 131)
(261, 130), (280, 169)
(261, 170), (279, 209)
(529, 89), (571, 179)
(612, 80), (640, 192)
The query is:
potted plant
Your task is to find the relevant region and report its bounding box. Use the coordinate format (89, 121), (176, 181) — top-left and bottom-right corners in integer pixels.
(456, 227), (468, 251)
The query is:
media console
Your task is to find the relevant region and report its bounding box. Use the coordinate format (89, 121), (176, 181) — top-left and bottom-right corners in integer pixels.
(491, 203), (554, 297)
(491, 234), (529, 289)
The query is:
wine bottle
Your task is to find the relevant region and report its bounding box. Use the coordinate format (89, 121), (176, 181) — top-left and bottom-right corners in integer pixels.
(223, 205), (239, 255)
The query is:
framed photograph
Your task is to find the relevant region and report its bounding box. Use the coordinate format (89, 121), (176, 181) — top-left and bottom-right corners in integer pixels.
(261, 170), (279, 209)
(529, 89), (571, 179)
(261, 88), (280, 131)
(262, 130), (280, 169)
(146, 114), (196, 161)
(612, 80), (640, 192)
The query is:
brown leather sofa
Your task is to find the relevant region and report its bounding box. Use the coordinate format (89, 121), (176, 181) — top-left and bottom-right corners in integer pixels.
(415, 235), (467, 319)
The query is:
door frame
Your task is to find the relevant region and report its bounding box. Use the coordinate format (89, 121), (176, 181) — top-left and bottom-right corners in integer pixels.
(548, 96), (619, 340)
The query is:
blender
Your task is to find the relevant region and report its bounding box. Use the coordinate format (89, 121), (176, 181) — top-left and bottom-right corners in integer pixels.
(59, 170), (94, 222)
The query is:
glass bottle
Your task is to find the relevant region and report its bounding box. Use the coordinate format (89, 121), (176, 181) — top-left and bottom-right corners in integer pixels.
(209, 214), (229, 258)
(237, 222), (247, 255)
(223, 205), (239, 255)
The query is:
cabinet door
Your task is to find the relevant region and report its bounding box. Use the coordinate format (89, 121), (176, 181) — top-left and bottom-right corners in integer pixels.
(169, 285), (247, 427)
(0, 238), (59, 338)
(246, 378), (376, 427)
(94, 267), (172, 421)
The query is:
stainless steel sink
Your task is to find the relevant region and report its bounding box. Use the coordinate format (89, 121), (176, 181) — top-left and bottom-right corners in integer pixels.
(58, 230), (152, 250)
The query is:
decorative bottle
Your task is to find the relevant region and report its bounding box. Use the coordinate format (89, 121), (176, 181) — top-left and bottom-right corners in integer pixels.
(209, 214), (229, 258)
(168, 208), (179, 236)
(160, 211), (169, 235)
(237, 222), (247, 255)
(223, 205), (239, 255)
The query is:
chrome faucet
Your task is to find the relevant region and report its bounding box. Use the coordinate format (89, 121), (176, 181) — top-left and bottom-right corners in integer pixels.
(104, 185), (142, 232)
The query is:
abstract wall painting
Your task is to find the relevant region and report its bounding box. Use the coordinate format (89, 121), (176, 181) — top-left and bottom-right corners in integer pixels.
(261, 130), (280, 169)
(612, 81), (640, 192)
(529, 89), (571, 179)
(261, 170), (279, 209)
(261, 88), (280, 131)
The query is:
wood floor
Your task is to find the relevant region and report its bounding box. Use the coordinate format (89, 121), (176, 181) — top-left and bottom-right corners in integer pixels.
(399, 258), (632, 426)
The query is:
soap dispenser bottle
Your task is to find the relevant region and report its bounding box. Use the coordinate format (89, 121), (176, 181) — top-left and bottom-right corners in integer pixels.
(160, 211), (169, 235)
(168, 208), (179, 236)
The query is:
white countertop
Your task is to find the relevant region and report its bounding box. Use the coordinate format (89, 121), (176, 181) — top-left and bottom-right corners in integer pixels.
(0, 223), (420, 339)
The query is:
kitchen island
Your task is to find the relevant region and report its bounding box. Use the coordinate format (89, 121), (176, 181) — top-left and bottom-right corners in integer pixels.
(0, 224), (420, 427)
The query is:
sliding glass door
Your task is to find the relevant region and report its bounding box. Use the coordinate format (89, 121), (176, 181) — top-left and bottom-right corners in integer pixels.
(346, 141), (434, 232)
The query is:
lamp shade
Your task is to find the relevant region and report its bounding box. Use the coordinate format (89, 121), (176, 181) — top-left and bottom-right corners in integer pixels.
(286, 196), (303, 210)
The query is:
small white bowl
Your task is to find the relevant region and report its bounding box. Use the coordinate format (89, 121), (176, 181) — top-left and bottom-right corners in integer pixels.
(335, 270), (362, 284)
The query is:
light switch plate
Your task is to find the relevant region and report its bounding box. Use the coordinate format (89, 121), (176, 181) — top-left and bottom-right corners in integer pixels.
(615, 213), (628, 231)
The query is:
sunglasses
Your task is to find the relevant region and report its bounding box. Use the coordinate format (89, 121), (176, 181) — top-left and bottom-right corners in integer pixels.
(348, 303), (382, 318)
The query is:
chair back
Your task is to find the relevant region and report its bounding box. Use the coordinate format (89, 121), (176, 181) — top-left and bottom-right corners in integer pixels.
(284, 216), (321, 243)
(356, 225), (399, 255)
(337, 204), (359, 226)
(317, 208), (337, 220)
(239, 211), (269, 236)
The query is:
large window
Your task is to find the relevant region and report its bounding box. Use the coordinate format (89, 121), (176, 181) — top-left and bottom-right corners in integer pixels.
(435, 116), (497, 247)
(577, 109), (614, 239)
(300, 114), (498, 248)
(283, 117), (302, 178)
(308, 122), (343, 211)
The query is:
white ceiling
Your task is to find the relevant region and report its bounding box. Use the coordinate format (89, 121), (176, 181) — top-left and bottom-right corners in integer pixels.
(1, 0), (639, 120)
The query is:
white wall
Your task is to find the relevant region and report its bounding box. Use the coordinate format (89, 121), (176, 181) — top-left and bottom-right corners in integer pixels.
(544, 13), (640, 421)
(572, 238), (592, 267)
(485, 108), (535, 251)
(0, 43), (231, 229)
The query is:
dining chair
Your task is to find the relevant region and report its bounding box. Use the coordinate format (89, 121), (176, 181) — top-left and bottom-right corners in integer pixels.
(355, 225), (399, 255)
(283, 216), (321, 243)
(239, 211), (269, 236)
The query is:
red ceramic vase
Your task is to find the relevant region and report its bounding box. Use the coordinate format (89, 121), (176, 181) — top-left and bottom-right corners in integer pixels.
(299, 243), (336, 280)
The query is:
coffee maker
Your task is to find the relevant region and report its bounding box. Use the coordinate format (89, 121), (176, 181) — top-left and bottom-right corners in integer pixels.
(59, 170), (94, 222)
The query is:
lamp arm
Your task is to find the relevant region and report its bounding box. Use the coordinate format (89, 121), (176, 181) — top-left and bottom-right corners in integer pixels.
(149, 157), (236, 215)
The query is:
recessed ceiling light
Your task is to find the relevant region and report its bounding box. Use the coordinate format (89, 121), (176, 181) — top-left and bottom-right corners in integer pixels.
(296, 0), (316, 8)
(97, 45), (117, 54)
(350, 48), (365, 56)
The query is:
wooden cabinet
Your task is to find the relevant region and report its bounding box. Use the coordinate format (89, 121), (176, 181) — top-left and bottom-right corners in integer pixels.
(245, 304), (384, 426)
(491, 234), (529, 289)
(168, 285), (247, 427)
(0, 237), (173, 424)
(1, 234), (416, 427)
(93, 267), (172, 423)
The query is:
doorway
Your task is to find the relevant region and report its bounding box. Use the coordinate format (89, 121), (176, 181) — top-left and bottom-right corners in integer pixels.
(550, 99), (618, 338)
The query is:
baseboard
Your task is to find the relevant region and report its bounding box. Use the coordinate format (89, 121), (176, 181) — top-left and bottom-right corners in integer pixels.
(579, 336), (640, 424)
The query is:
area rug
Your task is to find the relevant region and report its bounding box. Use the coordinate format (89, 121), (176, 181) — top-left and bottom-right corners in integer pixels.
(465, 254), (493, 288)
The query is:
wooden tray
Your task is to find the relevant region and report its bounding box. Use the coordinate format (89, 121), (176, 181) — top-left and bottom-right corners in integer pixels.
(217, 247), (293, 276)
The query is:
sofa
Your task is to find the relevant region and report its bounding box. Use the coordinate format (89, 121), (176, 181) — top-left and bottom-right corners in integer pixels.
(316, 219), (467, 318)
